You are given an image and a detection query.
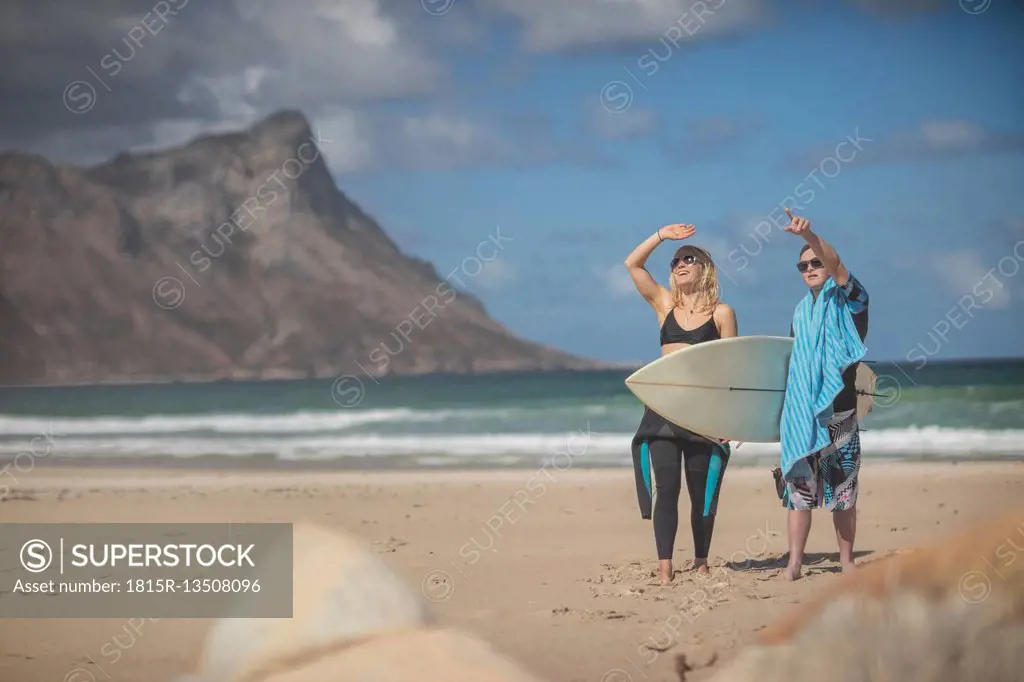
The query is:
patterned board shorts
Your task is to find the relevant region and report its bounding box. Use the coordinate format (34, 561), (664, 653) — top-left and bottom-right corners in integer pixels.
(781, 409), (861, 512)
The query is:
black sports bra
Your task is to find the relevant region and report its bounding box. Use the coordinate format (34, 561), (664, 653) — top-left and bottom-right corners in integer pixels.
(660, 310), (720, 346)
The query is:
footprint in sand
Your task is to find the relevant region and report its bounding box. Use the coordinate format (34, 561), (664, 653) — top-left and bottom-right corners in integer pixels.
(373, 536), (409, 553)
(550, 606), (638, 621)
(584, 560), (758, 613)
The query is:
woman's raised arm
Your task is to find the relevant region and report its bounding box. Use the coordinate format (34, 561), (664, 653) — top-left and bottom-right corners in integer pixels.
(624, 223), (695, 309)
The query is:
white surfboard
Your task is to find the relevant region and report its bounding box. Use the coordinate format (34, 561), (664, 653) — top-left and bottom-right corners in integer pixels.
(855, 362), (877, 421)
(624, 336), (876, 443)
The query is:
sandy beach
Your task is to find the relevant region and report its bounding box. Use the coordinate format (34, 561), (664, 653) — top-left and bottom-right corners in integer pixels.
(2, 462), (1023, 682)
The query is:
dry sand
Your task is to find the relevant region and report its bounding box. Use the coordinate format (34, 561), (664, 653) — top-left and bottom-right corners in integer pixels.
(2, 462), (1023, 682)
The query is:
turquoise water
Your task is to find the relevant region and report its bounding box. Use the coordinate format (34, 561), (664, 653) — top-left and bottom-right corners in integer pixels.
(1, 360), (1022, 467)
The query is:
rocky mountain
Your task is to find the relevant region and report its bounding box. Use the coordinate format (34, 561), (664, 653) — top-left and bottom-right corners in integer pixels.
(0, 111), (603, 385)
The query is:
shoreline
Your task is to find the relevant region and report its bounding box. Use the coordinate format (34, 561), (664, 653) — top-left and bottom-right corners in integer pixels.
(6, 460), (1023, 491)
(2, 355), (1021, 389)
(0, 365), (631, 390)
(2, 453), (1024, 475)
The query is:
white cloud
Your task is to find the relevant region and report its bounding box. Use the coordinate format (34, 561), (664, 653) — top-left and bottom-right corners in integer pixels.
(587, 102), (660, 141)
(928, 250), (1012, 310)
(918, 120), (993, 151)
(475, 260), (519, 290)
(600, 263), (640, 299)
(792, 119), (1024, 167)
(686, 117), (757, 145)
(480, 0), (769, 53)
(235, 0), (445, 106)
(310, 109), (376, 174)
(0, 0), (774, 172)
(693, 233), (729, 256)
(0, 0), (451, 166)
(312, 108), (566, 175)
(694, 215), (779, 286)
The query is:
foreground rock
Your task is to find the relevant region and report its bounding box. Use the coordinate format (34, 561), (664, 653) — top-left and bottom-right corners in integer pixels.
(174, 523), (546, 682)
(700, 503), (1024, 682)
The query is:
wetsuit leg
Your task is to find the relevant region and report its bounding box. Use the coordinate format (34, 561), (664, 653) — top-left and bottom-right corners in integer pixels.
(648, 438), (684, 560)
(683, 440), (730, 559)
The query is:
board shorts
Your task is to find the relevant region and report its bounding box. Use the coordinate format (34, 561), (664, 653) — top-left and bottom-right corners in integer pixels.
(781, 408), (861, 512)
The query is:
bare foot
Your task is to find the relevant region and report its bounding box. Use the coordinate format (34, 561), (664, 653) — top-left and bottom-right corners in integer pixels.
(841, 561), (857, 573)
(693, 559), (710, 574)
(659, 559), (674, 585)
(783, 564), (802, 581)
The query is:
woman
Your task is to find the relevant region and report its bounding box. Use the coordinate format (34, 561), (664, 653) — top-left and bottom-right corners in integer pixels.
(624, 223), (738, 584)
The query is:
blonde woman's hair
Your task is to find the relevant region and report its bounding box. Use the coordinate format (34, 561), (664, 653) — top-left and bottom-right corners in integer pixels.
(669, 245), (721, 314)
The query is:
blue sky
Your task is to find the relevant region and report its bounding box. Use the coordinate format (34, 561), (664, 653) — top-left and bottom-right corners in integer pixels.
(332, 0), (1024, 364)
(11, 0), (1024, 365)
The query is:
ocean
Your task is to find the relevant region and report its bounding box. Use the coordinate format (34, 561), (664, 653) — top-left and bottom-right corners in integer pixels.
(1, 360), (1023, 469)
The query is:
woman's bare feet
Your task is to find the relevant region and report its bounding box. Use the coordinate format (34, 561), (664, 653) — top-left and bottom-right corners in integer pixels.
(841, 561), (857, 573)
(783, 561), (802, 581)
(692, 558), (710, 574)
(658, 559), (674, 585)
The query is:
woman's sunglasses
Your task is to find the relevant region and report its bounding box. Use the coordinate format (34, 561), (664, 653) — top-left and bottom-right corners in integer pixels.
(671, 254), (699, 269)
(796, 258), (824, 273)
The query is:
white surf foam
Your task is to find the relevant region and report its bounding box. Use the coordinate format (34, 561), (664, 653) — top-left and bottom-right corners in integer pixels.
(0, 408), (501, 437)
(0, 404), (616, 438)
(729, 427), (1024, 458)
(1, 427), (1022, 461)
(0, 432), (622, 460)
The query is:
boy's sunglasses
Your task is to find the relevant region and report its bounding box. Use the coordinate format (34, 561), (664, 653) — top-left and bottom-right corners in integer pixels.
(796, 258), (824, 273)
(671, 254), (699, 268)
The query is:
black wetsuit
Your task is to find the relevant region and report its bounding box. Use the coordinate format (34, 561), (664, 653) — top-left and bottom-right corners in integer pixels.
(630, 311), (730, 561)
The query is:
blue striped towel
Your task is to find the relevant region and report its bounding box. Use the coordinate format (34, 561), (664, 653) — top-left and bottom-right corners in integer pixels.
(779, 276), (866, 482)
